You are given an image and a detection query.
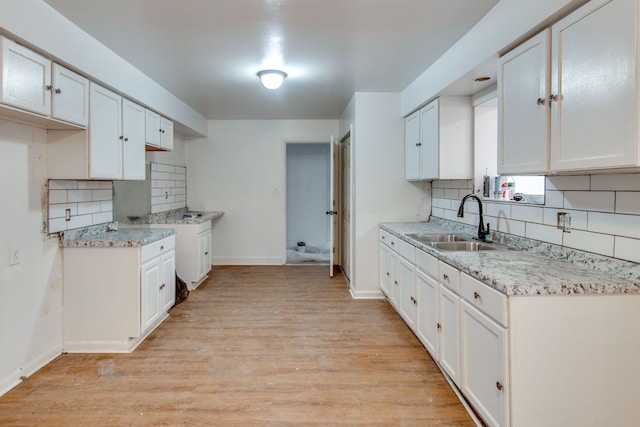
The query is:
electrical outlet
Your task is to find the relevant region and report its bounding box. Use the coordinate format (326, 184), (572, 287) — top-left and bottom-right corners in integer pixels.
(9, 247), (20, 265)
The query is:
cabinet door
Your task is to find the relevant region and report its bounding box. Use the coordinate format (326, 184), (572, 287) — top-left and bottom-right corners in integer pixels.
(122, 99), (146, 180)
(439, 284), (460, 386)
(160, 116), (174, 150)
(405, 110), (421, 180)
(1, 37), (51, 116)
(145, 108), (161, 147)
(379, 243), (393, 298)
(197, 230), (212, 280)
(398, 257), (416, 330)
(461, 300), (508, 427)
(141, 257), (161, 332)
(389, 250), (400, 308)
(51, 63), (89, 126)
(551, 0), (637, 171)
(89, 83), (122, 179)
(160, 250), (176, 313)
(416, 269), (438, 356)
(498, 30), (550, 175)
(419, 100), (439, 180)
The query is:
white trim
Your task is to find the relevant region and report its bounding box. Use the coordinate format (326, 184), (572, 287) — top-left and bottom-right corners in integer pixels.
(0, 345), (61, 397)
(212, 256), (282, 265)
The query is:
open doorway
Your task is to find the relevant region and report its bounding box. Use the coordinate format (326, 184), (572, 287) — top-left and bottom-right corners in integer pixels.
(285, 143), (332, 265)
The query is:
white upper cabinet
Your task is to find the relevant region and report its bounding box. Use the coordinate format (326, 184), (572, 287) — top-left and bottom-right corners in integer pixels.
(550, 0), (638, 172)
(1, 36), (51, 116)
(51, 63), (89, 126)
(499, 0), (640, 175)
(48, 83), (146, 181)
(405, 97), (472, 181)
(89, 83), (123, 179)
(145, 108), (173, 151)
(1, 37), (88, 127)
(498, 30), (550, 175)
(121, 99), (146, 180)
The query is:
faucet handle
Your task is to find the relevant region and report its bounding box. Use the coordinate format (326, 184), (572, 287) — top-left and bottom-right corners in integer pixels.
(484, 223), (492, 242)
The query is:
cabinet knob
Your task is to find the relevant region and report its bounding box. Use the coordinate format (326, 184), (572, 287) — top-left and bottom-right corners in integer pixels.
(160, 283), (165, 290)
(204, 252), (209, 255)
(496, 381), (504, 391)
(416, 142), (422, 147)
(473, 291), (480, 300)
(536, 97), (545, 105)
(391, 241), (395, 246)
(119, 135), (124, 140)
(549, 94), (559, 103)
(443, 273), (449, 281)
(124, 137), (129, 142)
(160, 245), (164, 250)
(386, 272), (390, 276)
(46, 85), (53, 91)
(55, 88), (62, 94)
(436, 322), (441, 330)
(394, 280), (398, 285)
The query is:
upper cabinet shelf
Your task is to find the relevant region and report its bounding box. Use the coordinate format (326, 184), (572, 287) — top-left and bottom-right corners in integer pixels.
(499, 0), (640, 175)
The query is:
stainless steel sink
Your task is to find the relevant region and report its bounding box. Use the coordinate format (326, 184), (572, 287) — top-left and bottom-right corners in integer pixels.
(407, 233), (471, 243)
(430, 241), (502, 251)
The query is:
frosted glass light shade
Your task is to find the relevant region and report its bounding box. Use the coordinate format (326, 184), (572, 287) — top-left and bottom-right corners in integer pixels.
(257, 69), (287, 89)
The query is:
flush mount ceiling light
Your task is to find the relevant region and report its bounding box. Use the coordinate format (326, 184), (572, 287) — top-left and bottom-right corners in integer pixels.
(257, 69), (287, 90)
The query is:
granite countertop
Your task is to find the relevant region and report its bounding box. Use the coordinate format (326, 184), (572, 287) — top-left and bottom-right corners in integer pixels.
(124, 209), (224, 225)
(380, 221), (640, 296)
(61, 227), (175, 248)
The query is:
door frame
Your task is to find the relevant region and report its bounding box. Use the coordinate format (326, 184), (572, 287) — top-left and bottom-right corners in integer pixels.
(280, 139), (338, 268)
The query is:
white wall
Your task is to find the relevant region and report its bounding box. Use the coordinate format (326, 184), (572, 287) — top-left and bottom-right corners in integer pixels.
(0, 119), (62, 395)
(347, 93), (431, 298)
(185, 120), (338, 265)
(285, 143), (330, 250)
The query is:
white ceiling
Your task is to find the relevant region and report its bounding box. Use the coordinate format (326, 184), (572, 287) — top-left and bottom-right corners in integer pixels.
(43, 0), (499, 120)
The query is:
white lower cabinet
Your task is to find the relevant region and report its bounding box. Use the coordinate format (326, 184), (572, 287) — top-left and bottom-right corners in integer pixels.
(438, 284), (461, 386)
(63, 235), (176, 353)
(416, 268), (438, 355)
(461, 300), (507, 427)
(151, 220), (212, 290)
(397, 256), (417, 329)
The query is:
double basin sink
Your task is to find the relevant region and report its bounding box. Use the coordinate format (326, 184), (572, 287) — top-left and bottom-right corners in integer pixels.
(406, 233), (509, 252)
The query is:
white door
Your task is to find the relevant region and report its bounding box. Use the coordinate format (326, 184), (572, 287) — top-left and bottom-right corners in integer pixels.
(405, 110), (421, 180)
(420, 99), (439, 180)
(329, 136), (336, 277)
(341, 133), (351, 281)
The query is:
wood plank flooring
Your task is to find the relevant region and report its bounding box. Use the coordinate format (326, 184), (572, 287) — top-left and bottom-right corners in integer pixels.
(0, 266), (473, 426)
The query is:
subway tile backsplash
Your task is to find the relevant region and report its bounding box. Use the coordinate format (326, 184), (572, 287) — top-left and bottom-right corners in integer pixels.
(431, 173), (640, 264)
(150, 162), (186, 213)
(48, 180), (113, 233)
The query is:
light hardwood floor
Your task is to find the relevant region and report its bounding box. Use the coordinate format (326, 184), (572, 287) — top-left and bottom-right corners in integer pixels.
(0, 266), (473, 426)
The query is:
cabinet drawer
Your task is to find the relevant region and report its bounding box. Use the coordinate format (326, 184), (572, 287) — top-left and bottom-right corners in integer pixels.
(141, 235), (176, 263)
(379, 229), (398, 250)
(460, 273), (507, 327)
(439, 261), (460, 294)
(398, 239), (415, 263)
(416, 249), (438, 278)
(197, 220), (212, 234)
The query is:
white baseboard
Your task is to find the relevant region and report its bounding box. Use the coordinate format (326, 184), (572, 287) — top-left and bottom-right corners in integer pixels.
(0, 345), (61, 397)
(349, 287), (385, 299)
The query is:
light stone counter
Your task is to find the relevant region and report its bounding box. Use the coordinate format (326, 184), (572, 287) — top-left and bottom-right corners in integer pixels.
(61, 227), (175, 248)
(123, 209), (224, 225)
(380, 221), (640, 296)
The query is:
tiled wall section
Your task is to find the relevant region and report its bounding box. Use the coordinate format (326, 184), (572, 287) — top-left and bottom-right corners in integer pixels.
(151, 162), (186, 213)
(48, 180), (113, 233)
(431, 174), (640, 263)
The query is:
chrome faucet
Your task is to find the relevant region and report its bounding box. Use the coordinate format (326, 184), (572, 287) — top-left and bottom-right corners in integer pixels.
(457, 194), (490, 242)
